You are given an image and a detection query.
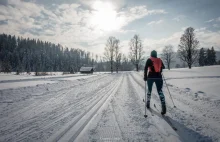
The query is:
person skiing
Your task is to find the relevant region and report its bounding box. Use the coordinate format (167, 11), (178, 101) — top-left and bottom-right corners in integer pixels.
(144, 50), (166, 115)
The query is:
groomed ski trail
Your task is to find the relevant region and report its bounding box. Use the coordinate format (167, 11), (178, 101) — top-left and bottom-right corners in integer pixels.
(0, 72), (219, 142)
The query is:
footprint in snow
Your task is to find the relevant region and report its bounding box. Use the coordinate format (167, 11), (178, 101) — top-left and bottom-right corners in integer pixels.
(185, 88), (191, 91)
(195, 93), (198, 98)
(197, 91), (204, 94)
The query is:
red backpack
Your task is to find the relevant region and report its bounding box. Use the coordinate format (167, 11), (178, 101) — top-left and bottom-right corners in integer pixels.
(148, 57), (162, 72)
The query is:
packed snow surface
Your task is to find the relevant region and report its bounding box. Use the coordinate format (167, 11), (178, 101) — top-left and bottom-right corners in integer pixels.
(0, 66), (220, 142)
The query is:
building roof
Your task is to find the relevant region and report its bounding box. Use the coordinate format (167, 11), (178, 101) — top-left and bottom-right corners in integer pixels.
(80, 67), (94, 72)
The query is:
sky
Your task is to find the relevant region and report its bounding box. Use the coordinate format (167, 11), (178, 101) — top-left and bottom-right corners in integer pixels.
(0, 0), (220, 56)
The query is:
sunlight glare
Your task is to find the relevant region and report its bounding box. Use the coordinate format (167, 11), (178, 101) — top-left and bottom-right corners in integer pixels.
(90, 1), (121, 32)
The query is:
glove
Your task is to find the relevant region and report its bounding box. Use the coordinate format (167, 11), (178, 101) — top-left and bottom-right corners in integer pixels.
(144, 76), (148, 81)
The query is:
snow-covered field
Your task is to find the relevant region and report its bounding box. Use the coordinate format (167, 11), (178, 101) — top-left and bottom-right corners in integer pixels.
(0, 67), (220, 142)
(0, 73), (98, 90)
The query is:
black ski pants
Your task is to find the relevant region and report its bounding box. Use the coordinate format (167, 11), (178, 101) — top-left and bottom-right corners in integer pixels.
(146, 78), (165, 105)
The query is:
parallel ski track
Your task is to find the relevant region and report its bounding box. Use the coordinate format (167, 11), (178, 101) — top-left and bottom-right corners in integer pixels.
(0, 74), (109, 124)
(47, 74), (123, 142)
(14, 75), (120, 141)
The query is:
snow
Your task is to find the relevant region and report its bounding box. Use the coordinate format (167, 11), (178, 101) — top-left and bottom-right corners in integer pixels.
(0, 67), (220, 142)
(163, 65), (220, 100)
(57, 74), (97, 81)
(0, 80), (56, 90)
(0, 73), (97, 90)
(0, 72), (83, 82)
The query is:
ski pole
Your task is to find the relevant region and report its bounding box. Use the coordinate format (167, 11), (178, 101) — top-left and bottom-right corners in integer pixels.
(162, 73), (176, 108)
(144, 81), (147, 118)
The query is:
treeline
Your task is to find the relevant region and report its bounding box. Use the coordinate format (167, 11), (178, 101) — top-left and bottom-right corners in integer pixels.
(0, 34), (133, 74)
(161, 27), (219, 69)
(199, 47), (217, 66)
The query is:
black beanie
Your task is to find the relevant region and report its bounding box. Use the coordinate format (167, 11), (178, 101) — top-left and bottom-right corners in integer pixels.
(151, 50), (157, 58)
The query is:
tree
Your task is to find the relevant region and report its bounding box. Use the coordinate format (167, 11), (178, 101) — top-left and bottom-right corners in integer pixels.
(104, 36), (117, 73)
(0, 33), (134, 73)
(177, 27), (199, 69)
(120, 54), (133, 71)
(115, 39), (121, 73)
(205, 48), (212, 65)
(199, 48), (205, 66)
(210, 47), (216, 65)
(1, 59), (11, 73)
(129, 34), (144, 71)
(175, 64), (181, 68)
(161, 45), (175, 70)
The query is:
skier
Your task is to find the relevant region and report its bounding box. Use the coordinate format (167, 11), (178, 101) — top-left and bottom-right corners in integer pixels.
(144, 50), (166, 115)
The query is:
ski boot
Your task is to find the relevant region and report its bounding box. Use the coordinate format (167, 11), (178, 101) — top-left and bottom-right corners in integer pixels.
(161, 104), (166, 115)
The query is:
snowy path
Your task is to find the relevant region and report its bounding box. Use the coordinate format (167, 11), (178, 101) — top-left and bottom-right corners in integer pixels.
(0, 72), (219, 141)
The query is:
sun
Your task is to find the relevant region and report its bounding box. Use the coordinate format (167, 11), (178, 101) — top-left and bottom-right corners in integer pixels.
(90, 1), (121, 32)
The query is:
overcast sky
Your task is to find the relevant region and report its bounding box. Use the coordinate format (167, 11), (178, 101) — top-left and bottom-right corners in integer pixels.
(0, 0), (220, 56)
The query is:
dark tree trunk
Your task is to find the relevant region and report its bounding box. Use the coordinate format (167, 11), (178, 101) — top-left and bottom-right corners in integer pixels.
(188, 63), (191, 69)
(111, 60), (113, 73)
(136, 64), (138, 71)
(168, 64), (170, 70)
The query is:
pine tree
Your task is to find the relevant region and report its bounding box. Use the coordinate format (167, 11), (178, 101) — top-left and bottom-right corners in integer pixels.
(199, 48), (205, 66)
(210, 47), (216, 65)
(0, 33), (133, 73)
(205, 48), (212, 66)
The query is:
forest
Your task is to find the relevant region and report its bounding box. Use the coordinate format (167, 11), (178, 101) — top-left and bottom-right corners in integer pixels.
(0, 34), (133, 74)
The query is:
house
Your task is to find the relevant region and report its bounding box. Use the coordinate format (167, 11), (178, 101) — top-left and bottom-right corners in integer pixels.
(80, 67), (94, 74)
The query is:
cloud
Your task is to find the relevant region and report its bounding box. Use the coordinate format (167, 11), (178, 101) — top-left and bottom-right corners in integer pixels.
(205, 17), (220, 23)
(205, 19), (215, 23)
(147, 20), (163, 25)
(0, 0), (166, 55)
(196, 28), (220, 50)
(143, 31), (182, 54)
(79, 0), (125, 10)
(213, 24), (220, 28)
(0, 0), (8, 5)
(173, 15), (185, 22)
(143, 27), (220, 55)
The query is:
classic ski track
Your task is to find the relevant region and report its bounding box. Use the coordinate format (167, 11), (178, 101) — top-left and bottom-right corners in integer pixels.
(127, 74), (179, 141)
(0, 74), (114, 141)
(0, 75), (106, 126)
(1, 74), (108, 121)
(47, 74), (123, 142)
(14, 75), (119, 141)
(0, 74), (108, 124)
(0, 74), (94, 84)
(109, 75), (134, 141)
(131, 72), (220, 141)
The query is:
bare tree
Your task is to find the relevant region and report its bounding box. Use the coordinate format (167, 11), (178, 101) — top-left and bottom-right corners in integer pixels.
(114, 39), (121, 73)
(104, 36), (117, 73)
(178, 27), (199, 69)
(161, 45), (175, 70)
(129, 34), (144, 71)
